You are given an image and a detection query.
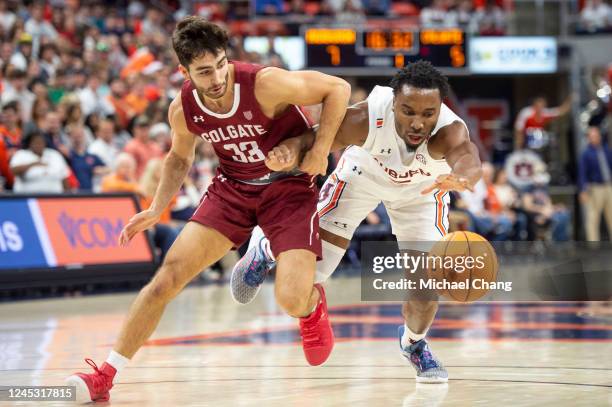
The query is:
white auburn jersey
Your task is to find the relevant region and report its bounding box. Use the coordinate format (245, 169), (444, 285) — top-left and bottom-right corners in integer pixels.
(315, 85), (469, 266)
(337, 85), (466, 190)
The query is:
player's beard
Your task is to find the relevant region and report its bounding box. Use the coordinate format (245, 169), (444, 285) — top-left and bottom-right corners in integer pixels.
(194, 72), (230, 100)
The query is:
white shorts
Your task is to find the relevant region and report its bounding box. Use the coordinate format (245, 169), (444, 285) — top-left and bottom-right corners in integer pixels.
(317, 170), (450, 250)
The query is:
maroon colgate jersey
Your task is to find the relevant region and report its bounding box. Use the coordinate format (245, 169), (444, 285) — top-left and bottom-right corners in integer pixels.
(181, 61), (312, 181)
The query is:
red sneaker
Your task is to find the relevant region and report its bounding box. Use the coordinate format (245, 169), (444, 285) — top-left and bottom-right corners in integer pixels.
(66, 359), (116, 403)
(299, 283), (334, 366)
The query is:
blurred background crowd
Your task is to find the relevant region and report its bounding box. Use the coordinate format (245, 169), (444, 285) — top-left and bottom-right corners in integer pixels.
(0, 0), (611, 274)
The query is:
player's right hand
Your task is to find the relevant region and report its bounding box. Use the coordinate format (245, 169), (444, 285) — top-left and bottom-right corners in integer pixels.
(265, 145), (297, 172)
(300, 147), (328, 176)
(119, 209), (161, 246)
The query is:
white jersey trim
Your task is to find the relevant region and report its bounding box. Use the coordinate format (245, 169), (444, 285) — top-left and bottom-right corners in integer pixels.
(192, 83), (241, 119)
(294, 105), (312, 128)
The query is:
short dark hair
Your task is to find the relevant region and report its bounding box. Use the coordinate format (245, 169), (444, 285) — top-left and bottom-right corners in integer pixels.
(2, 101), (18, 112)
(389, 60), (450, 99)
(172, 16), (229, 68)
(22, 129), (45, 149)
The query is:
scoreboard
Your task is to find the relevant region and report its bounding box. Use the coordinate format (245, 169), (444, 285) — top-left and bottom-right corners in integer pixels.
(304, 27), (467, 71)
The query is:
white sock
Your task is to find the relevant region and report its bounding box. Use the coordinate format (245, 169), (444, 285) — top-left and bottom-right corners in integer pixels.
(106, 350), (130, 375)
(401, 324), (427, 348)
(315, 240), (346, 283)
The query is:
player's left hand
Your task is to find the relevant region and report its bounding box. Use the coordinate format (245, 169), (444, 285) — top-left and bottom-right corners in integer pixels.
(265, 145), (297, 172)
(300, 147), (328, 176)
(421, 173), (474, 195)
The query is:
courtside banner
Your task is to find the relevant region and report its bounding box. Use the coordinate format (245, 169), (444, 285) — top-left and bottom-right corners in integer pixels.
(0, 199), (48, 269)
(0, 194), (154, 270)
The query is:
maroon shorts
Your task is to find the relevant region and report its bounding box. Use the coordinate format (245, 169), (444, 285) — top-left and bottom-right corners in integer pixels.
(190, 172), (321, 259)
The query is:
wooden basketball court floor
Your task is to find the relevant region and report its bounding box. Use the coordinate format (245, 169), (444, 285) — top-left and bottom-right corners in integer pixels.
(0, 277), (610, 406)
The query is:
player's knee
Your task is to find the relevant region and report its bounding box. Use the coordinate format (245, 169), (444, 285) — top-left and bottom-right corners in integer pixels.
(146, 259), (183, 302)
(275, 286), (311, 317)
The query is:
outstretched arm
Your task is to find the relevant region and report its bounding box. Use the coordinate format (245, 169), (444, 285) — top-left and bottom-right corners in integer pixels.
(255, 68), (351, 175)
(421, 121), (482, 195)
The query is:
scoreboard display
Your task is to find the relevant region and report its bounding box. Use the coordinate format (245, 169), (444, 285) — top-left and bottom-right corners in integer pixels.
(304, 27), (467, 70)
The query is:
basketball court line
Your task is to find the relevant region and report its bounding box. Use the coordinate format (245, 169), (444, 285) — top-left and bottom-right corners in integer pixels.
(109, 377), (612, 389)
(1, 365), (610, 372)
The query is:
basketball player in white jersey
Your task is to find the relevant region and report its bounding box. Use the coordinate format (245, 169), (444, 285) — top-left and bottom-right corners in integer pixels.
(231, 61), (482, 382)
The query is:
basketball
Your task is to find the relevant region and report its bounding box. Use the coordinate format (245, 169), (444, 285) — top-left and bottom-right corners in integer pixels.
(427, 231), (498, 302)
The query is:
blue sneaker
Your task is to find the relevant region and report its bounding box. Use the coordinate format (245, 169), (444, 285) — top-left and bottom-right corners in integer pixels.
(230, 237), (276, 304)
(398, 326), (448, 383)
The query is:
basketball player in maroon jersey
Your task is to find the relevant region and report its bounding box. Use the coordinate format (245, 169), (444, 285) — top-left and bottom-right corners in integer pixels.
(66, 17), (350, 403)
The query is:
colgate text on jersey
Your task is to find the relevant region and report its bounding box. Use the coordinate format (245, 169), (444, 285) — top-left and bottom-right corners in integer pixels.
(199, 124), (268, 143)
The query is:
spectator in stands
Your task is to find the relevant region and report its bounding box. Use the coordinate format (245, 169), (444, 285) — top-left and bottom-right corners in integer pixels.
(23, 96), (51, 137)
(106, 77), (133, 130)
(457, 162), (514, 240)
(123, 115), (164, 178)
(67, 124), (109, 192)
(472, 0), (507, 35)
(0, 136), (13, 190)
(514, 95), (572, 150)
(0, 41), (14, 67)
(193, 140), (218, 195)
(24, 1), (58, 57)
(39, 44), (60, 80)
(1, 69), (35, 123)
(9, 33), (34, 72)
(578, 126), (612, 241)
(0, 101), (22, 154)
(100, 152), (141, 194)
(149, 122), (172, 153)
(0, 1), (16, 36)
(335, 0), (366, 23)
(78, 71), (115, 117)
(61, 95), (87, 131)
(124, 76), (149, 117)
(580, 0), (612, 33)
(10, 130), (70, 193)
(362, 0), (390, 16)
(256, 0), (286, 15)
(47, 68), (67, 105)
(171, 175), (201, 222)
(420, 0), (450, 28)
(88, 117), (120, 168)
(316, 0), (336, 17)
(447, 0), (476, 31)
(491, 167), (527, 239)
(521, 177), (571, 241)
(42, 110), (70, 157)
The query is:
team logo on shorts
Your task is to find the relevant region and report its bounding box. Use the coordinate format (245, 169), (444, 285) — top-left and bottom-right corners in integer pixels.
(416, 153), (426, 165)
(376, 118), (384, 128)
(243, 111), (253, 120)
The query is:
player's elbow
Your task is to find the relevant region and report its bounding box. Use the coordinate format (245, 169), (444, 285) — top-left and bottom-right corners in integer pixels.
(327, 78), (351, 102)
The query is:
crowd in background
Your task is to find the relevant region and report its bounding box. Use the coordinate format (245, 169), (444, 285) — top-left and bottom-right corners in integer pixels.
(578, 0), (612, 33)
(254, 0), (510, 36)
(0, 0), (611, 270)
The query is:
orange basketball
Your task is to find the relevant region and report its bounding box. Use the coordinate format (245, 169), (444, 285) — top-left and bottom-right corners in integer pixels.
(426, 231), (498, 302)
